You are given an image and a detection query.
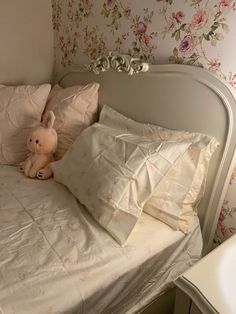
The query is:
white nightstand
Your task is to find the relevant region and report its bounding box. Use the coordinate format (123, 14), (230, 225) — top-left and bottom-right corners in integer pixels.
(174, 234), (236, 314)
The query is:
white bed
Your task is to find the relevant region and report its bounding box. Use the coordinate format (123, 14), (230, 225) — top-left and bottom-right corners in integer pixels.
(0, 165), (201, 314)
(1, 52), (236, 314)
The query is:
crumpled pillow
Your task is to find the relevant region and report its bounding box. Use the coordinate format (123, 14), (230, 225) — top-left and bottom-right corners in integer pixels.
(52, 123), (192, 245)
(0, 84), (51, 165)
(99, 105), (219, 233)
(43, 83), (99, 160)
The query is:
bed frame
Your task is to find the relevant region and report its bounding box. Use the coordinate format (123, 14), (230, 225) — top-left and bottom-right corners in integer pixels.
(56, 52), (236, 313)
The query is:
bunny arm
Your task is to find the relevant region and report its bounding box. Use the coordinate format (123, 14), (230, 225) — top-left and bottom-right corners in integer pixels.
(23, 157), (33, 177)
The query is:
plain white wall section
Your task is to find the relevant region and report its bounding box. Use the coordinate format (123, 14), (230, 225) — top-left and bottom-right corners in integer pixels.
(0, 0), (54, 85)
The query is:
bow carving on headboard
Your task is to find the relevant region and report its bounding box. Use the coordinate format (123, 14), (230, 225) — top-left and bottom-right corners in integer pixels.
(87, 51), (149, 75)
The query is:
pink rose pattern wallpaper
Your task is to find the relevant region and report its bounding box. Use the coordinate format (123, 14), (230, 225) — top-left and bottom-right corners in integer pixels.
(52, 0), (236, 245)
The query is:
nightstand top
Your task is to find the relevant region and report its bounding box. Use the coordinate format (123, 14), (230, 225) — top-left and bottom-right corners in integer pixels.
(175, 234), (236, 314)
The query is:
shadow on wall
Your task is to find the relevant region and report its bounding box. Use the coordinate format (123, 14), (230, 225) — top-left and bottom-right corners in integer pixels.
(0, 0), (54, 85)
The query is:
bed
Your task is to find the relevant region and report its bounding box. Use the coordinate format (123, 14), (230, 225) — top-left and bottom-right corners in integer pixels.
(1, 52), (236, 314)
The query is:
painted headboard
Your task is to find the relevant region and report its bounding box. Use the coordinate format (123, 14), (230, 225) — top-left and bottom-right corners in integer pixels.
(57, 52), (236, 254)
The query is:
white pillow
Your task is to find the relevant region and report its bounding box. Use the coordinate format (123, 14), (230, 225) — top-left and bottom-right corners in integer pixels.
(99, 105), (219, 233)
(0, 84), (51, 165)
(51, 123), (192, 245)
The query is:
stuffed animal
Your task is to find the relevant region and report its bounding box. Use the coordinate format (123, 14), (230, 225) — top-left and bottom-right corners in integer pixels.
(20, 111), (57, 180)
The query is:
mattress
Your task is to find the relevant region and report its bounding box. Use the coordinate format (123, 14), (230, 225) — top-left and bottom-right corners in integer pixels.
(0, 166), (202, 314)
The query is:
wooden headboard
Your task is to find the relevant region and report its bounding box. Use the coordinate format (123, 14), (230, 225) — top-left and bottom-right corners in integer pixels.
(56, 52), (236, 254)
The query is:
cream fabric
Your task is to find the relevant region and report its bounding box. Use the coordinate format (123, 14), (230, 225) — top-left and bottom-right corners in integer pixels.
(99, 105), (219, 233)
(0, 165), (202, 314)
(52, 123), (192, 245)
(44, 83), (99, 160)
(0, 84), (51, 165)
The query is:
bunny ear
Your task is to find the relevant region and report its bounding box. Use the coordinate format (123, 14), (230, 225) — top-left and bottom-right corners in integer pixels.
(42, 111), (55, 129)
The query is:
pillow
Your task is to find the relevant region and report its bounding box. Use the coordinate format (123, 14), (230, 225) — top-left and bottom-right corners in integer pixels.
(0, 84), (51, 165)
(51, 123), (192, 245)
(44, 83), (99, 160)
(99, 105), (219, 233)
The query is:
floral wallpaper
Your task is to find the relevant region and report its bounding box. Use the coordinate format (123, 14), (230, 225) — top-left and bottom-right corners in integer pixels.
(214, 167), (236, 245)
(52, 0), (236, 245)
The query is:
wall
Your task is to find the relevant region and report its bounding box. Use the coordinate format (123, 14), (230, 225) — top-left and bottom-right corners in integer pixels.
(0, 0), (54, 85)
(52, 0), (236, 244)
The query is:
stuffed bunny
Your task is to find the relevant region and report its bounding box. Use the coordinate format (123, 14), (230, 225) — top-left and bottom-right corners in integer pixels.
(20, 111), (57, 180)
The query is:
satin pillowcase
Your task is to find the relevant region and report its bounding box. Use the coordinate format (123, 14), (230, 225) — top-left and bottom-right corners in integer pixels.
(52, 123), (192, 245)
(0, 84), (51, 165)
(99, 105), (219, 233)
(44, 83), (99, 160)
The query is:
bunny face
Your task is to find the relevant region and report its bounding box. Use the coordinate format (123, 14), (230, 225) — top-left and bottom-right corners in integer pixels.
(27, 126), (58, 155)
(27, 111), (57, 155)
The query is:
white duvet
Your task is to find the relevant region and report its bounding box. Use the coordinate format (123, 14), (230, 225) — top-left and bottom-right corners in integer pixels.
(0, 166), (202, 314)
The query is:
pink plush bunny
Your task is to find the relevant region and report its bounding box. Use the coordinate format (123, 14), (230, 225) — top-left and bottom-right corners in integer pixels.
(20, 111), (57, 180)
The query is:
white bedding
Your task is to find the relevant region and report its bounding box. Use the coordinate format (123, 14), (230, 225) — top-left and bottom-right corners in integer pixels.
(0, 166), (202, 314)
